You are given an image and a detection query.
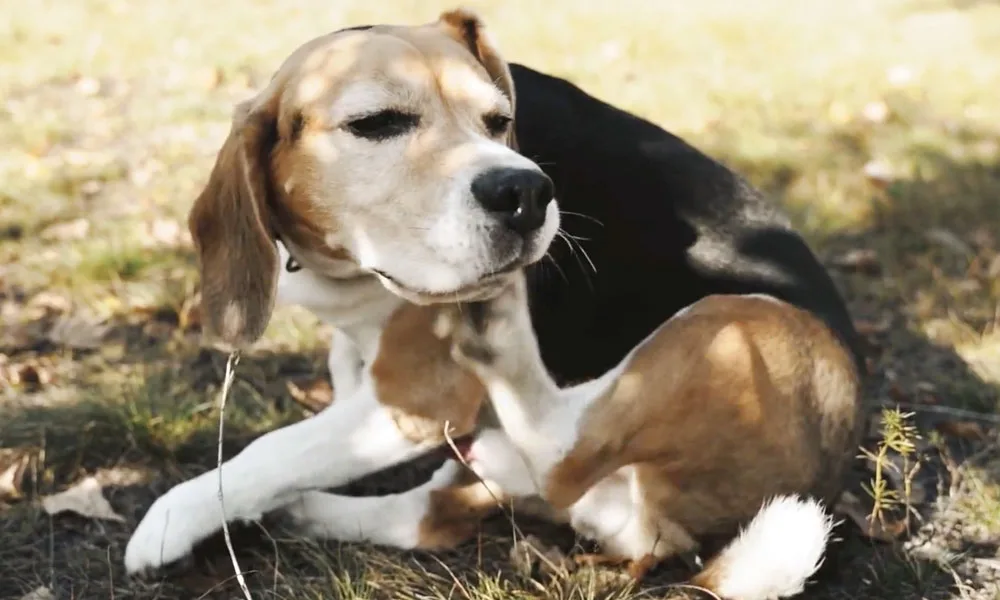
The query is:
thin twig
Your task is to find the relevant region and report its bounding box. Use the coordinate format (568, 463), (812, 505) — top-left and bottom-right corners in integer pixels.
(441, 423), (566, 576)
(878, 400), (1000, 425)
(216, 350), (253, 600)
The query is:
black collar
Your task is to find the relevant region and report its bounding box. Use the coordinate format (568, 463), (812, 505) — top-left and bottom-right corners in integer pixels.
(274, 234), (303, 273)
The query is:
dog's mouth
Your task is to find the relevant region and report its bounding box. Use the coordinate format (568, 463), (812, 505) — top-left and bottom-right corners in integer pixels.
(370, 257), (522, 305)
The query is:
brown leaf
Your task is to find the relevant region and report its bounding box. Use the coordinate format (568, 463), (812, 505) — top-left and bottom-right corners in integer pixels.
(194, 66), (224, 90)
(19, 587), (55, 600)
(140, 218), (187, 248)
(988, 255), (1000, 279)
(6, 361), (52, 389)
(835, 491), (907, 542)
(40, 218), (90, 241)
(936, 420), (989, 442)
(47, 313), (110, 349)
(854, 317), (891, 336)
(287, 377), (334, 414)
(26, 291), (71, 314)
(831, 248), (881, 274)
(74, 76), (102, 96)
(0, 449), (31, 501)
(863, 160), (894, 189)
(861, 101), (890, 124)
(926, 228), (973, 256)
(41, 476), (125, 522)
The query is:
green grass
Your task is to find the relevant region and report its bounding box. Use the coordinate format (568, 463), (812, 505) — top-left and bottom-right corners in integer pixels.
(2, 0), (1000, 598)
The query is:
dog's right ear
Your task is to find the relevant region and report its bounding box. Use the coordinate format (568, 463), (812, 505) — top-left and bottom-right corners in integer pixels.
(187, 92), (281, 349)
(438, 8), (519, 150)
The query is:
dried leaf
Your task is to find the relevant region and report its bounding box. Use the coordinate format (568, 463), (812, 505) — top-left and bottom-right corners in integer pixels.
(886, 65), (915, 86)
(861, 101), (890, 124)
(93, 466), (150, 488)
(854, 317), (891, 336)
(40, 218), (90, 241)
(19, 587), (54, 600)
(863, 160), (894, 188)
(6, 361), (52, 389)
(0, 449), (30, 501)
(140, 218), (187, 248)
(831, 248), (881, 274)
(27, 291), (71, 314)
(988, 255), (1000, 279)
(74, 76), (101, 96)
(194, 66), (224, 90)
(925, 228), (973, 256)
(41, 476), (125, 522)
(287, 377), (334, 414)
(47, 313), (109, 349)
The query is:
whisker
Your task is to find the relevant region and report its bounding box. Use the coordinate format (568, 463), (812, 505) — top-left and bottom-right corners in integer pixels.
(543, 252), (569, 284)
(555, 230), (596, 292)
(559, 210), (604, 227)
(558, 229), (598, 276)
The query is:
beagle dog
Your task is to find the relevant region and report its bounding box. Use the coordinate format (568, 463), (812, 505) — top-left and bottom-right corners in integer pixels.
(124, 8), (865, 598)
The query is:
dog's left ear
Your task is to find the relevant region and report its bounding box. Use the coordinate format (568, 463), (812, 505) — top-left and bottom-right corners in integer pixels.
(438, 8), (518, 149)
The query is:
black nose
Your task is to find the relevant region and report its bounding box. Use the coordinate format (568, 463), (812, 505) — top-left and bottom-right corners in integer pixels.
(470, 167), (555, 235)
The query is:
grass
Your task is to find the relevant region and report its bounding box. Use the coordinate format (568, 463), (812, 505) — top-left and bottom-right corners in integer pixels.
(1, 0), (999, 598)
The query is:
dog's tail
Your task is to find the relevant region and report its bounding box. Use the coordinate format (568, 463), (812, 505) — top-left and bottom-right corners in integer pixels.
(689, 495), (834, 600)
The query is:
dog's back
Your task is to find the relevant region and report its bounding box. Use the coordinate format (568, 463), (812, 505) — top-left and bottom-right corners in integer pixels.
(509, 64), (865, 385)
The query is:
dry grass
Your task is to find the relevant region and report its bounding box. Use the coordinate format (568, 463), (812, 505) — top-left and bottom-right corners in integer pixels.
(1, 0), (999, 598)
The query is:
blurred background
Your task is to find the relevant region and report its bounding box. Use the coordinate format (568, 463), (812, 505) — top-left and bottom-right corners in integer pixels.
(1, 1), (999, 598)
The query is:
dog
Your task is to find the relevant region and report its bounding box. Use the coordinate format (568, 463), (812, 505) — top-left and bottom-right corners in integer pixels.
(124, 8), (865, 596)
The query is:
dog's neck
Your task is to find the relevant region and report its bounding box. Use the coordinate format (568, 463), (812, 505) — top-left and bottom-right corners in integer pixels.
(275, 240), (403, 359)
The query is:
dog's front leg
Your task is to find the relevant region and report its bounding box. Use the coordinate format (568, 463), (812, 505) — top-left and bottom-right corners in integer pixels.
(450, 276), (592, 502)
(124, 379), (437, 574)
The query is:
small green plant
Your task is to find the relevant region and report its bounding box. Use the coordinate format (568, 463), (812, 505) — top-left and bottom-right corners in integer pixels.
(860, 408), (922, 536)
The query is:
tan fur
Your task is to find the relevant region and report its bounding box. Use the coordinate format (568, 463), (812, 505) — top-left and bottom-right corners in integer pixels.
(415, 467), (504, 549)
(371, 304), (486, 444)
(440, 288), (862, 587)
(539, 295), (860, 570)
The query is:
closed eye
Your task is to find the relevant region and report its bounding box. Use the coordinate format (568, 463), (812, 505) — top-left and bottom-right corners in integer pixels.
(483, 112), (513, 137)
(344, 109), (420, 141)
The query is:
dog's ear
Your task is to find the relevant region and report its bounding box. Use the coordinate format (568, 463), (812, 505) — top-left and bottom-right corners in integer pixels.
(438, 8), (519, 149)
(187, 90), (281, 349)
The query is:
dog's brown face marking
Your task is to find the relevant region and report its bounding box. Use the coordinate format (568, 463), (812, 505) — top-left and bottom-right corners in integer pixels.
(187, 10), (559, 348)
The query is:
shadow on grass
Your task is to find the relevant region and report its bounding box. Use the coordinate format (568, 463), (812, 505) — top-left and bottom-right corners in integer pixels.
(3, 142), (999, 598)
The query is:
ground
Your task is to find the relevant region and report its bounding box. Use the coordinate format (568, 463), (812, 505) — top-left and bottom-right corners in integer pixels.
(1, 0), (999, 598)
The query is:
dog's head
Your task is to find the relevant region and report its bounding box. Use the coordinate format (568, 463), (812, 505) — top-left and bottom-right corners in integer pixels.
(188, 9), (559, 347)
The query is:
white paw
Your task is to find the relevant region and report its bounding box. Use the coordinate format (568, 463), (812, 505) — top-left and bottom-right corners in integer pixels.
(124, 484), (218, 575)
